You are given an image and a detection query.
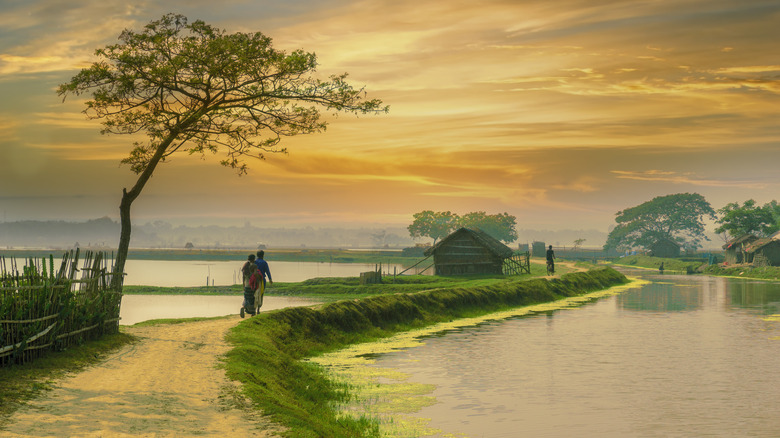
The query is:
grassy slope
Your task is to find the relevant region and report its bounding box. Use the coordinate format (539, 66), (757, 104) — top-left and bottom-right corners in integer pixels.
(702, 264), (780, 280)
(612, 255), (706, 273)
(612, 255), (780, 280)
(224, 267), (628, 437)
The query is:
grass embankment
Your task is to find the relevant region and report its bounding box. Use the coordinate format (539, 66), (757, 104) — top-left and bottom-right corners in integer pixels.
(0, 332), (134, 426)
(122, 261), (556, 301)
(612, 255), (706, 273)
(702, 264), (780, 280)
(224, 267), (628, 437)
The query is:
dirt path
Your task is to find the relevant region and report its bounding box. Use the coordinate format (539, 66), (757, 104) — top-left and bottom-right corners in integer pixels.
(1, 318), (282, 437)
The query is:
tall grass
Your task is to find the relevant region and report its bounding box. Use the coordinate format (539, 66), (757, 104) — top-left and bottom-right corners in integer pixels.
(224, 267), (628, 437)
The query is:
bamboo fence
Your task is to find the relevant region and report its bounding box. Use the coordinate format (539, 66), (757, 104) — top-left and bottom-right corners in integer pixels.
(0, 249), (123, 366)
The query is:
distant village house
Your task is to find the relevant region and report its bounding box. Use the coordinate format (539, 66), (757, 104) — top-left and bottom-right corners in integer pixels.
(722, 234), (758, 264)
(648, 238), (681, 258)
(744, 232), (780, 267)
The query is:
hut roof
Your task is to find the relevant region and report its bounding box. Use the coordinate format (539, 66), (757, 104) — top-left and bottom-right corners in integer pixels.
(424, 228), (514, 258)
(744, 231), (780, 253)
(651, 237), (681, 248)
(722, 234), (758, 250)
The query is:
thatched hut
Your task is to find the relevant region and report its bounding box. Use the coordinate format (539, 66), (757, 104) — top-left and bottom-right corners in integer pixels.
(722, 234), (758, 264)
(424, 228), (514, 276)
(649, 238), (681, 258)
(745, 232), (780, 267)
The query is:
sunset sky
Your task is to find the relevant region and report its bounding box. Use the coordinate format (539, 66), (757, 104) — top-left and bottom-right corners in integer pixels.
(1, 0), (778, 235)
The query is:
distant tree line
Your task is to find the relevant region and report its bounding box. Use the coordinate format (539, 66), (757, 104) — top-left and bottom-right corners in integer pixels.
(604, 193), (780, 253)
(407, 210), (518, 244)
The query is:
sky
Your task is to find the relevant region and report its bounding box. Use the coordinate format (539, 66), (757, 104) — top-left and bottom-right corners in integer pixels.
(1, 0), (779, 236)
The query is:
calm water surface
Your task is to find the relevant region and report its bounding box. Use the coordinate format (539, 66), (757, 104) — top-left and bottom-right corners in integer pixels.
(371, 271), (780, 437)
(123, 259), (421, 287)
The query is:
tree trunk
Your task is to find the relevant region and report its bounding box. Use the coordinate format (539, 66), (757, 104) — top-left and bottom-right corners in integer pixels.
(110, 134), (181, 291)
(111, 189), (135, 290)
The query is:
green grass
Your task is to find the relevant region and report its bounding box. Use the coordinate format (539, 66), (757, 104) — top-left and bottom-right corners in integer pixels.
(0, 332), (135, 426)
(702, 264), (780, 280)
(612, 255), (706, 273)
(223, 267), (628, 437)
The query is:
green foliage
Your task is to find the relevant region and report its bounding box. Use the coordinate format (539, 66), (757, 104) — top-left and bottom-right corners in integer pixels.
(407, 210), (458, 244)
(58, 13), (387, 176)
(604, 193), (715, 252)
(715, 199), (780, 238)
(457, 211), (518, 243)
(703, 264), (780, 280)
(57, 13), (386, 287)
(224, 268), (628, 437)
(408, 210), (518, 244)
(613, 255), (706, 273)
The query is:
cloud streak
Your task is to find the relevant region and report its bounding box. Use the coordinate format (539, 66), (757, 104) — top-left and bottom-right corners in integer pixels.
(0, 0), (778, 230)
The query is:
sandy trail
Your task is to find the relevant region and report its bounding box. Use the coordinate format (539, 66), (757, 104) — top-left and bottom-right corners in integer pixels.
(1, 318), (282, 437)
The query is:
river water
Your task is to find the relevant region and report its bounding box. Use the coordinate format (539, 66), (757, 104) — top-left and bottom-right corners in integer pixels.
(122, 259), (422, 287)
(365, 270), (780, 437)
(116, 260), (421, 325)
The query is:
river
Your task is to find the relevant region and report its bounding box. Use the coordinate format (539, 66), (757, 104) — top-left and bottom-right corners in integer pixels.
(358, 270), (780, 437)
(115, 260), (426, 324)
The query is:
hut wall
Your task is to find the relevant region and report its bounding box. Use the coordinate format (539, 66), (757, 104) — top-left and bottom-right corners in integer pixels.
(651, 241), (680, 258)
(531, 241), (546, 258)
(432, 234), (504, 275)
(752, 241), (780, 267)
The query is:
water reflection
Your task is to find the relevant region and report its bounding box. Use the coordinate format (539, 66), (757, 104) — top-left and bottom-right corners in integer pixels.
(368, 272), (780, 437)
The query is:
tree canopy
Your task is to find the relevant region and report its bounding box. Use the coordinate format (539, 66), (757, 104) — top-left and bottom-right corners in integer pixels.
(407, 210), (458, 245)
(604, 193), (715, 252)
(408, 210), (518, 244)
(58, 14), (386, 287)
(457, 211), (518, 243)
(715, 199), (779, 239)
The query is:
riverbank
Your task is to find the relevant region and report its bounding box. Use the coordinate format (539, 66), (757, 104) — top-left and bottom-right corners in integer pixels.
(224, 267), (628, 437)
(0, 248), (425, 265)
(612, 255), (780, 280)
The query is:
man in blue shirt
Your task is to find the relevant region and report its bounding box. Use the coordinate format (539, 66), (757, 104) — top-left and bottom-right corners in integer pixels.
(254, 250), (273, 309)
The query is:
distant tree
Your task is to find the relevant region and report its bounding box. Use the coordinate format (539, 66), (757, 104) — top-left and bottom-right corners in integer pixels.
(184, 242), (194, 249)
(371, 230), (387, 247)
(573, 238), (586, 250)
(604, 193), (716, 252)
(407, 210), (458, 245)
(58, 14), (386, 289)
(715, 199), (779, 239)
(458, 211), (518, 243)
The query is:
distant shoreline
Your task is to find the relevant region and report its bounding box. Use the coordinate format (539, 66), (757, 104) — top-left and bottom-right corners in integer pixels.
(0, 247), (423, 265)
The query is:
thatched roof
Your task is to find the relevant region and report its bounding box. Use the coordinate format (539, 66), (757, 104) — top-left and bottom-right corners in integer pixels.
(722, 234), (758, 250)
(424, 227), (514, 258)
(744, 231), (780, 253)
(650, 237), (681, 248)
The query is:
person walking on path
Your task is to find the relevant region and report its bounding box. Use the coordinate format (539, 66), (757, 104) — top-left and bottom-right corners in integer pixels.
(240, 254), (261, 318)
(254, 250), (273, 310)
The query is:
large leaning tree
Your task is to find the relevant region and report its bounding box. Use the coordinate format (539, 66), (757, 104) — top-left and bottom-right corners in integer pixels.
(604, 193), (716, 252)
(58, 14), (386, 289)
